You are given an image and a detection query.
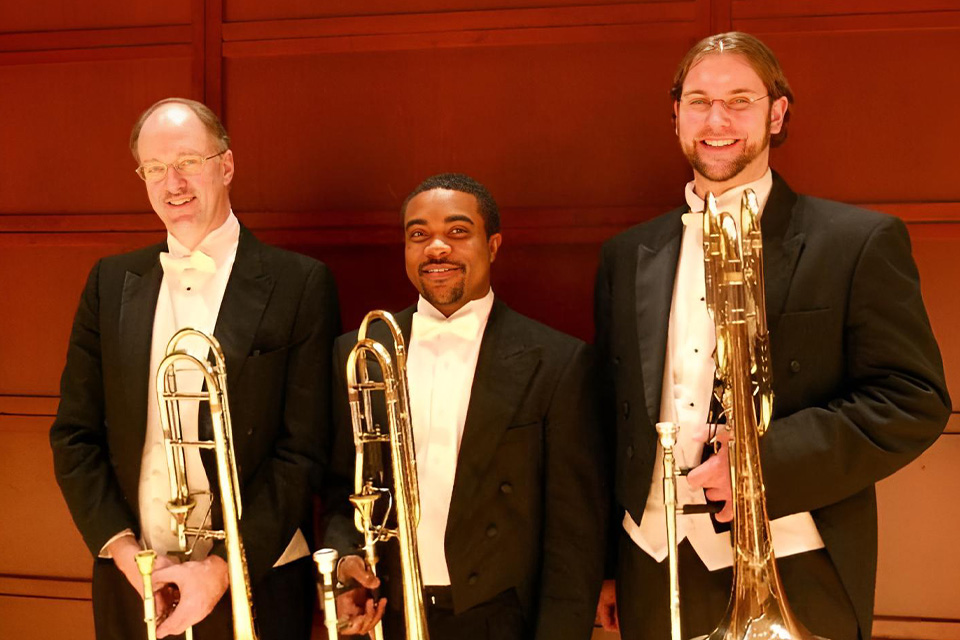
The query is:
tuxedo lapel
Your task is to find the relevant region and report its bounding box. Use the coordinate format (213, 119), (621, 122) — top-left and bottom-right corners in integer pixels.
(119, 248), (164, 454)
(213, 228), (275, 386)
(761, 173), (804, 332)
(635, 210), (683, 427)
(446, 301), (540, 532)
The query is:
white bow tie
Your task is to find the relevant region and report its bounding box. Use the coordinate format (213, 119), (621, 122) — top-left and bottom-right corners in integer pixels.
(412, 311), (481, 342)
(160, 250), (217, 290)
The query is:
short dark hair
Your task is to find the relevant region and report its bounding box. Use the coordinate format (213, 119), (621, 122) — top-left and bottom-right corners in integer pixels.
(129, 97), (231, 161)
(401, 173), (501, 236)
(670, 32), (794, 147)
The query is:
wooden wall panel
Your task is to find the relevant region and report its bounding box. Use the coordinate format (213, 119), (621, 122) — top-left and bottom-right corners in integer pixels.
(0, 0), (191, 33)
(222, 38), (691, 214)
(876, 435), (960, 619)
(910, 226), (960, 409)
(224, 0), (693, 24)
(760, 27), (960, 204)
(0, 238), (157, 396)
(0, 595), (94, 640)
(0, 416), (91, 578)
(0, 57), (194, 214)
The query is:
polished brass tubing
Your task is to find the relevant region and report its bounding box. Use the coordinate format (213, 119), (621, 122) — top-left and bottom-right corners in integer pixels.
(658, 193), (824, 640)
(154, 328), (258, 640)
(346, 311), (429, 640)
(656, 421), (682, 640)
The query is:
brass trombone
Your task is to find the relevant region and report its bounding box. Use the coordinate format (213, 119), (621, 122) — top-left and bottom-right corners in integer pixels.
(346, 310), (429, 640)
(137, 328), (258, 640)
(658, 191), (822, 640)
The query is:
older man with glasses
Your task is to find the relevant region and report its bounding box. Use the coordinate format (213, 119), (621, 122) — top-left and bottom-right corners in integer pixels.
(50, 97), (340, 639)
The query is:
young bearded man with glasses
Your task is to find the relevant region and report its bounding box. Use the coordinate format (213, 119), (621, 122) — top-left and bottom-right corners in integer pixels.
(593, 32), (949, 640)
(50, 98), (340, 639)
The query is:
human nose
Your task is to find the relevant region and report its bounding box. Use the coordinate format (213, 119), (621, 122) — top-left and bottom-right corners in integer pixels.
(424, 237), (451, 259)
(161, 164), (187, 191)
(705, 100), (731, 126)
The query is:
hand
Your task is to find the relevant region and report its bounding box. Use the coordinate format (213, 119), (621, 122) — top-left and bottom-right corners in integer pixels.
(335, 555), (387, 637)
(686, 428), (733, 522)
(107, 534), (179, 598)
(152, 555), (229, 638)
(594, 579), (619, 631)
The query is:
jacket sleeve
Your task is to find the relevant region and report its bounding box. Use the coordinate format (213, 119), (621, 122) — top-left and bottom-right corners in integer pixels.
(534, 342), (609, 640)
(50, 259), (140, 556)
(762, 215), (950, 519)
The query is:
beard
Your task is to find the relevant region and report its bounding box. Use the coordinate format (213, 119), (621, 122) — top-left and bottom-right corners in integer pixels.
(417, 261), (466, 309)
(683, 116), (771, 184)
(420, 279), (465, 309)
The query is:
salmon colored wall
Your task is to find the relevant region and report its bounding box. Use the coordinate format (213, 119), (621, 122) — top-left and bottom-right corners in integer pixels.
(1, 1), (958, 638)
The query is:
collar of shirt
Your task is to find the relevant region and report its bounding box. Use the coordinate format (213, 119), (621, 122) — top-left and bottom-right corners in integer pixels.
(683, 168), (773, 221)
(161, 211), (240, 290)
(412, 288), (495, 343)
(165, 210), (240, 268)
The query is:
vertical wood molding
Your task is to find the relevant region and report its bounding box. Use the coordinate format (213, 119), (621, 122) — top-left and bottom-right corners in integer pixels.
(204, 0), (224, 113)
(191, 0), (205, 99)
(710, 0), (733, 33)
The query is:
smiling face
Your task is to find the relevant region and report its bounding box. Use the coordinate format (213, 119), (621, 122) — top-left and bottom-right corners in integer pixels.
(136, 104), (234, 250)
(674, 52), (788, 196)
(403, 188), (502, 317)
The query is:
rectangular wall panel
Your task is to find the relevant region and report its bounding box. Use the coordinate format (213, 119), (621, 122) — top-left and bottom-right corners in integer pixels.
(0, 417), (93, 579)
(222, 37), (693, 214)
(0, 0), (191, 33)
(876, 435), (960, 619)
(910, 227), (960, 409)
(224, 0), (693, 24)
(0, 235), (162, 396)
(742, 28), (960, 204)
(0, 57), (195, 215)
(0, 595), (94, 640)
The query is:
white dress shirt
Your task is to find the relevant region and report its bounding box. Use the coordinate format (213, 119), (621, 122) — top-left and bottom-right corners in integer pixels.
(103, 212), (307, 566)
(406, 289), (494, 585)
(625, 169), (825, 571)
(138, 212), (240, 558)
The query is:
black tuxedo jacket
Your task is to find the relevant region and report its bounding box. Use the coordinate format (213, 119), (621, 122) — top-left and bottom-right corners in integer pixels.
(325, 299), (608, 640)
(51, 227), (340, 585)
(594, 173), (950, 638)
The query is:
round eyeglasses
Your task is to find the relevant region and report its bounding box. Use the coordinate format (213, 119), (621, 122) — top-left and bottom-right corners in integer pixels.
(135, 152), (225, 182)
(679, 94), (770, 113)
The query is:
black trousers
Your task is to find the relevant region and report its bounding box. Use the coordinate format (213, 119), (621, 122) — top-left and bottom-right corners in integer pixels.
(616, 530), (860, 640)
(92, 556), (315, 640)
(380, 587), (528, 640)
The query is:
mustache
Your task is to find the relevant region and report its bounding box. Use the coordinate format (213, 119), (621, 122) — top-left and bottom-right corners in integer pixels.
(418, 259), (465, 273)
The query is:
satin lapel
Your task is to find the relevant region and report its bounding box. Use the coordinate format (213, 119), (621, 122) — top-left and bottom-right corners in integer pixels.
(635, 210), (683, 427)
(213, 228), (274, 386)
(119, 252), (164, 454)
(446, 302), (540, 532)
(761, 173), (804, 332)
(395, 306), (414, 347)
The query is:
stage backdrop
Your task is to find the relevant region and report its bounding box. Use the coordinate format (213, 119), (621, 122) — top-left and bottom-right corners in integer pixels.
(1, 1), (958, 638)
